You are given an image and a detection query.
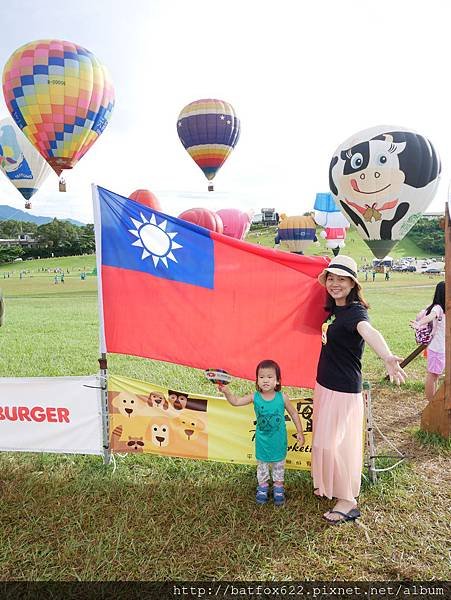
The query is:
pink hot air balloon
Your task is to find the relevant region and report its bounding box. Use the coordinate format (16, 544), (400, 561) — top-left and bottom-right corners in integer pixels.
(216, 208), (251, 240)
(129, 189), (161, 211)
(178, 208), (223, 233)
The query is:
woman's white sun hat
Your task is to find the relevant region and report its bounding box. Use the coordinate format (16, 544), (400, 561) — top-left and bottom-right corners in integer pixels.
(318, 255), (359, 286)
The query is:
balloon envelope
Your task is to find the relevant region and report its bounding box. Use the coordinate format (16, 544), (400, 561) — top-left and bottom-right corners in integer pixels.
(129, 189), (161, 211)
(329, 125), (440, 259)
(276, 215), (317, 254)
(2, 39), (115, 177)
(178, 208), (224, 233)
(177, 99), (240, 189)
(216, 208), (251, 240)
(0, 117), (52, 208)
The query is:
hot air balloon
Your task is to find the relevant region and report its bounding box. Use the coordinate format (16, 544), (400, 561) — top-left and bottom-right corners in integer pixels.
(313, 192), (350, 256)
(177, 99), (240, 191)
(178, 208), (223, 233)
(2, 39), (115, 188)
(0, 117), (52, 209)
(216, 208), (251, 240)
(329, 126), (440, 259)
(129, 189), (161, 211)
(276, 215), (317, 254)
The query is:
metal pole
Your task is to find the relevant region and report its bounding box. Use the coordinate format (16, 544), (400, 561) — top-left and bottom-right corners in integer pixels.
(99, 353), (111, 465)
(363, 381), (377, 484)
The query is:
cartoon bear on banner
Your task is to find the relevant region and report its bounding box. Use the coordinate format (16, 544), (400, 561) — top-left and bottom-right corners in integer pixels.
(329, 126), (440, 259)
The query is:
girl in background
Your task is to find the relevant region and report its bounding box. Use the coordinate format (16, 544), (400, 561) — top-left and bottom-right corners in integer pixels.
(411, 281), (446, 402)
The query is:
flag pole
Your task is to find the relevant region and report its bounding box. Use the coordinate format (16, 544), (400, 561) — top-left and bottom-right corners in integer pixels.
(92, 184), (111, 463)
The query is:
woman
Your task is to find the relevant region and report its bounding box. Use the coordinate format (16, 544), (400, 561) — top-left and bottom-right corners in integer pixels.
(313, 255), (406, 525)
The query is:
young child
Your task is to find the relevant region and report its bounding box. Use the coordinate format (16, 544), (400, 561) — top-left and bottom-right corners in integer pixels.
(218, 359), (304, 506)
(410, 281), (446, 402)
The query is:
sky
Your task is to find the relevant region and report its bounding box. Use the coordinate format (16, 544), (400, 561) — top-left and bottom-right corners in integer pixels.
(0, 0), (450, 224)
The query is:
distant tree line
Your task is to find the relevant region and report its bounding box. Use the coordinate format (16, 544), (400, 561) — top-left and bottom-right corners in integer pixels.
(0, 219), (95, 263)
(407, 217), (445, 256)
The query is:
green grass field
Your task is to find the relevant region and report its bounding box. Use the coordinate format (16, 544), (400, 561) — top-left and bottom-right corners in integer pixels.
(0, 248), (449, 582)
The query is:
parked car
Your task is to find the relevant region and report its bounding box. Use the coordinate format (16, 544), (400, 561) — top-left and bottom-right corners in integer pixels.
(401, 265), (416, 272)
(424, 267), (443, 274)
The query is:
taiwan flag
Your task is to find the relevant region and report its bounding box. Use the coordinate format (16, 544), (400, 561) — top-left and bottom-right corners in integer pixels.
(93, 186), (330, 387)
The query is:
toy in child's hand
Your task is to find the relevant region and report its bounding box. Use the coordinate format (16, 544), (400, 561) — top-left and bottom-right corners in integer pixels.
(204, 369), (232, 385)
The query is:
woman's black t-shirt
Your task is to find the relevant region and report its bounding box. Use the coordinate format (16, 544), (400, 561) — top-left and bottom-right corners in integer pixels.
(316, 302), (369, 393)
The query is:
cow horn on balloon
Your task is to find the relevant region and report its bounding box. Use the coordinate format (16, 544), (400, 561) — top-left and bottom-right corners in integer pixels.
(177, 99), (240, 192)
(328, 126), (440, 259)
(2, 39), (115, 189)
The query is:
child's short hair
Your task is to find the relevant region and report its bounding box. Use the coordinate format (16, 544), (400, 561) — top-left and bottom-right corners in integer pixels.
(255, 359), (282, 391)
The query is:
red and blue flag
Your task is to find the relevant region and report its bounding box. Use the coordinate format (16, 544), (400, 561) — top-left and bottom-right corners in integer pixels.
(93, 186), (329, 387)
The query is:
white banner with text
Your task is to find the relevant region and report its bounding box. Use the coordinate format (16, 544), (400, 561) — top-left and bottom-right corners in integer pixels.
(0, 376), (103, 455)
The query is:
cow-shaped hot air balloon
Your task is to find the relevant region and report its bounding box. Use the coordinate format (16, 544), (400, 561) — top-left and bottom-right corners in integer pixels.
(275, 215), (317, 254)
(2, 39), (114, 187)
(0, 117), (52, 209)
(177, 99), (240, 191)
(329, 126), (440, 259)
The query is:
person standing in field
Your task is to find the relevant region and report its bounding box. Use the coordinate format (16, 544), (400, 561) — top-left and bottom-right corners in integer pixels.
(218, 359), (304, 506)
(410, 281), (446, 402)
(313, 255), (406, 525)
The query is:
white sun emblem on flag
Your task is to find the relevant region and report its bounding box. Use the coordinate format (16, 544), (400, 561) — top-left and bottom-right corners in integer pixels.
(128, 213), (183, 268)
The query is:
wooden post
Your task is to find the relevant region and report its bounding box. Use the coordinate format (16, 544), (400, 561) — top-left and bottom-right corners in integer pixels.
(421, 202), (451, 437)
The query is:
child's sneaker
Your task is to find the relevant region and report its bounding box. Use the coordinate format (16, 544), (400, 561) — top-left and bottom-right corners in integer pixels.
(256, 485), (269, 504)
(273, 485), (285, 506)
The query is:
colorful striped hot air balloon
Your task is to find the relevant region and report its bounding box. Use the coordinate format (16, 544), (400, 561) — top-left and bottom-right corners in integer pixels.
(276, 215), (317, 255)
(177, 99), (240, 191)
(2, 39), (114, 184)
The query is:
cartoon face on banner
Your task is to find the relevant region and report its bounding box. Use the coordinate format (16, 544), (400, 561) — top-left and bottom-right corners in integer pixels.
(329, 126), (440, 258)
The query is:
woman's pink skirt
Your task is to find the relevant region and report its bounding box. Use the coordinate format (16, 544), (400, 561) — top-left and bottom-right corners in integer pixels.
(312, 382), (364, 502)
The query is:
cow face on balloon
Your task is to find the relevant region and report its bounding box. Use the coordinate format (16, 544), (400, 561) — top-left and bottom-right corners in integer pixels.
(329, 128), (440, 258)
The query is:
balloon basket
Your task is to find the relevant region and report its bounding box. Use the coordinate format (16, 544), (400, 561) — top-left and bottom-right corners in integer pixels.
(24, 201), (32, 210)
(59, 177), (67, 193)
(208, 184), (214, 192)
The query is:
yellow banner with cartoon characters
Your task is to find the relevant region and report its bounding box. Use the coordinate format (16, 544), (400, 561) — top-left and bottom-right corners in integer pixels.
(109, 375), (313, 470)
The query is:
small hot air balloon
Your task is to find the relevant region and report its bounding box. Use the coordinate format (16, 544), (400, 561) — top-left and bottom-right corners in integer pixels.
(216, 208), (251, 240)
(2, 39), (115, 188)
(129, 189), (161, 211)
(313, 192), (350, 256)
(0, 117), (52, 209)
(276, 215), (317, 254)
(177, 99), (240, 191)
(329, 126), (440, 259)
(178, 207), (223, 233)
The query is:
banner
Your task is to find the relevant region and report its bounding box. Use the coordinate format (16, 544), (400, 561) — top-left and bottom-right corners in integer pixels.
(93, 186), (329, 387)
(0, 376), (103, 455)
(109, 375), (313, 470)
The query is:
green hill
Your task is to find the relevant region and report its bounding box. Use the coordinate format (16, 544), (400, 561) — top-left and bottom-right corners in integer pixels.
(247, 225), (437, 263)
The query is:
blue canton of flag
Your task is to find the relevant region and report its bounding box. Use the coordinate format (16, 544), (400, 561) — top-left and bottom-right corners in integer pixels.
(98, 187), (214, 289)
